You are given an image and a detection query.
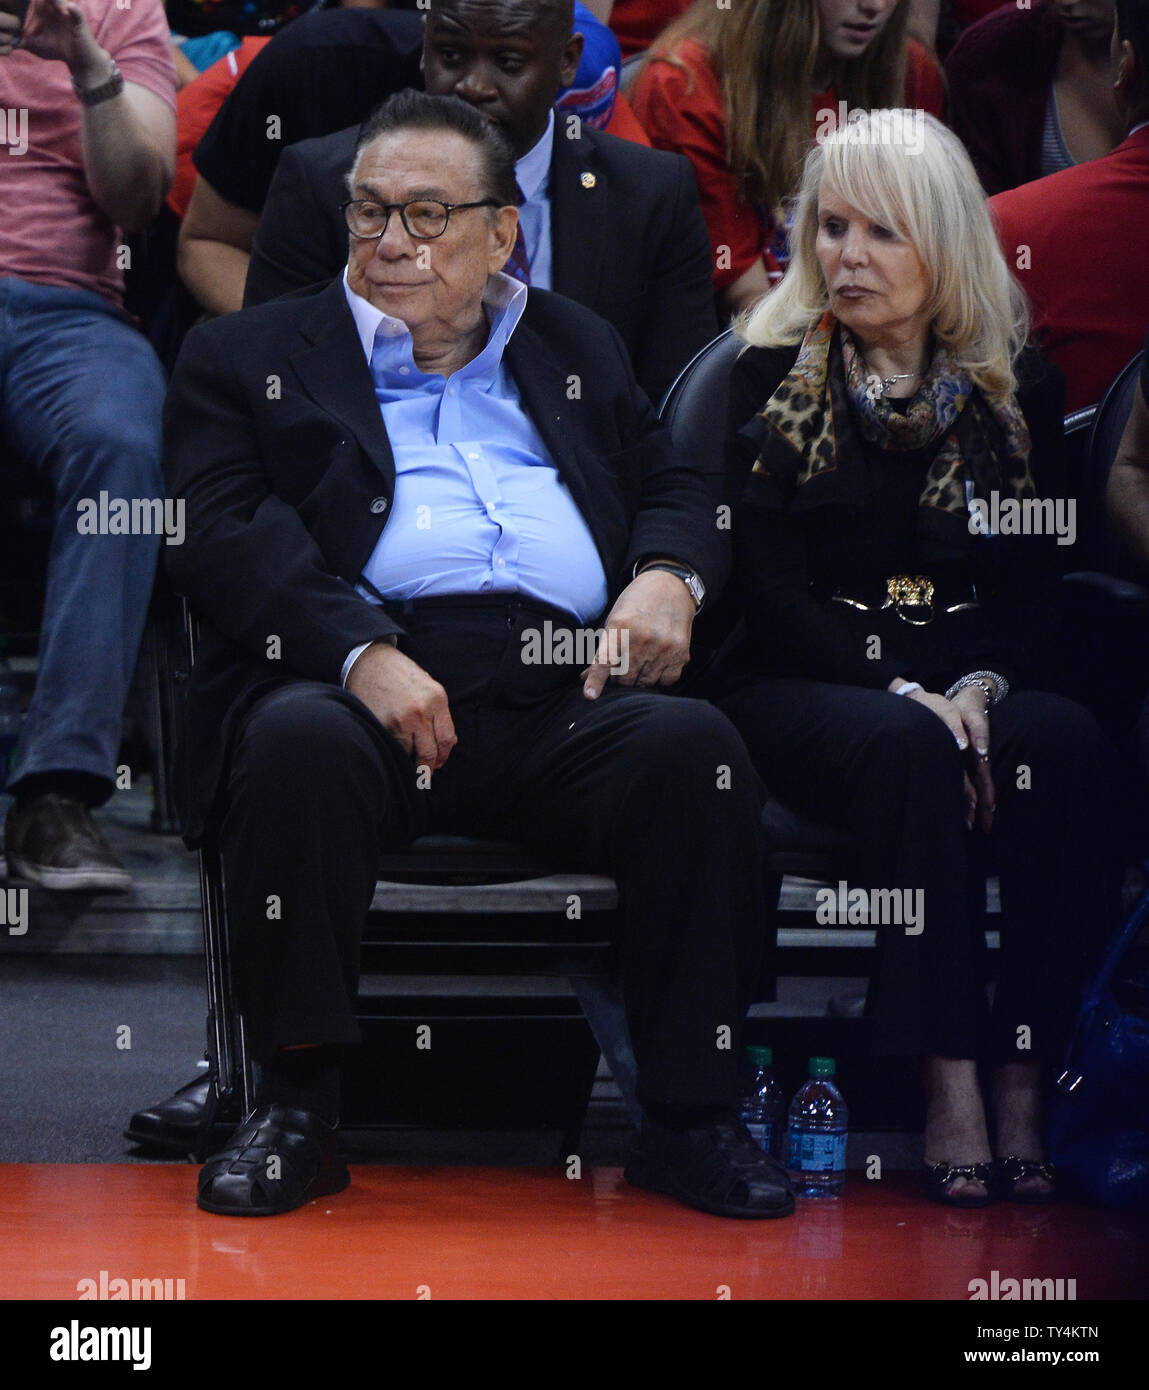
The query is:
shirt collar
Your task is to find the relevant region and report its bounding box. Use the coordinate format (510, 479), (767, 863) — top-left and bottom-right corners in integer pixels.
(343, 267), (529, 372)
(515, 109), (554, 204)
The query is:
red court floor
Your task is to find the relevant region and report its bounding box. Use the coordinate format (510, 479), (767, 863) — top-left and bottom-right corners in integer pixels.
(1, 1165), (1145, 1301)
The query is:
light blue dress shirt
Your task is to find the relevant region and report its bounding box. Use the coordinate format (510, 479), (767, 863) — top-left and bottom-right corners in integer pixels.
(340, 270), (608, 683)
(514, 109), (553, 290)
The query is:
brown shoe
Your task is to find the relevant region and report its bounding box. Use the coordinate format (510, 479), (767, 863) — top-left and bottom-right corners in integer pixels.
(5, 793), (132, 892)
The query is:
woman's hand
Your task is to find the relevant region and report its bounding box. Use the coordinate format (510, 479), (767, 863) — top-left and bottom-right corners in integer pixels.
(898, 683), (996, 833)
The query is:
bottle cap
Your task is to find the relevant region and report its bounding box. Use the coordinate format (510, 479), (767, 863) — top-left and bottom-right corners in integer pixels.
(745, 1044), (773, 1067)
(809, 1056), (836, 1076)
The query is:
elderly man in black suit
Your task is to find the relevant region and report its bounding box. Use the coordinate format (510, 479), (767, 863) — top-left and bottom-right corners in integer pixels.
(237, 0), (718, 404)
(162, 91), (791, 1221)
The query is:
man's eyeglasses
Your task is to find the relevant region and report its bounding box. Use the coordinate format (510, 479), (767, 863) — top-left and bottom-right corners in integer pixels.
(342, 198), (501, 241)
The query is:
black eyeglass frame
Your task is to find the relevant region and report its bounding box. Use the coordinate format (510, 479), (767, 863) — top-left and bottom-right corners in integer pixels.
(341, 198), (503, 241)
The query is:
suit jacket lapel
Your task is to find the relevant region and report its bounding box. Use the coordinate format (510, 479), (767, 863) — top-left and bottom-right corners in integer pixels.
(548, 123), (606, 312)
(289, 279), (396, 490)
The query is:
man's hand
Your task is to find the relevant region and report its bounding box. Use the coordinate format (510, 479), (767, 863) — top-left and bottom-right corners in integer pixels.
(581, 569), (697, 700)
(346, 642), (457, 774)
(1, 0), (175, 230)
(1, 0), (103, 76)
(0, 0), (32, 59)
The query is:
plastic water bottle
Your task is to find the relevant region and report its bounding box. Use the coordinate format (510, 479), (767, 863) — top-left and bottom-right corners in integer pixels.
(738, 1045), (784, 1157)
(786, 1056), (849, 1198)
(0, 637), (23, 793)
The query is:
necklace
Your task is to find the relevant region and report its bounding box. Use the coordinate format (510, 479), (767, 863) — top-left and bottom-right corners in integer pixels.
(867, 367), (922, 395)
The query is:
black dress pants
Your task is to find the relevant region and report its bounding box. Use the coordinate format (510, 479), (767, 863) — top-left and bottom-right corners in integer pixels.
(216, 597), (767, 1112)
(720, 678), (1118, 1062)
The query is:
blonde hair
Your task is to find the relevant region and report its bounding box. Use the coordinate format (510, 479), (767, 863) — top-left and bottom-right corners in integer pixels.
(737, 111), (1029, 398)
(648, 0), (911, 213)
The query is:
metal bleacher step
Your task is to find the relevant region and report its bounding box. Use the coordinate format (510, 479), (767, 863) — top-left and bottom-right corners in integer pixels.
(775, 874), (1001, 969)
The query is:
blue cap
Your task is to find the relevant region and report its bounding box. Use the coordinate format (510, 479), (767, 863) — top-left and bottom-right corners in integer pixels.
(553, 1), (620, 131)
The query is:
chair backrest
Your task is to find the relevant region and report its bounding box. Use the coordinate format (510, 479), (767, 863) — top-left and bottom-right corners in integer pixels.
(1078, 352), (1144, 577)
(657, 327), (742, 487)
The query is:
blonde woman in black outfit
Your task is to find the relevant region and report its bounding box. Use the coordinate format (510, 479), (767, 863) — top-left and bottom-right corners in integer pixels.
(720, 111), (1117, 1207)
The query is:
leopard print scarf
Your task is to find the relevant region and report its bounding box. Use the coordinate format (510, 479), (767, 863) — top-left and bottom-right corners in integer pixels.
(747, 312), (1035, 544)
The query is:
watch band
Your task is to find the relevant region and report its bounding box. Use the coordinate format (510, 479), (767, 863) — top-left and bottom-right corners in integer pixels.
(72, 59), (124, 107)
(638, 561), (705, 612)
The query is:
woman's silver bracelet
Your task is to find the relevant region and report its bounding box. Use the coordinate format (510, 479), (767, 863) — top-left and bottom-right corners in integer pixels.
(944, 670), (1010, 707)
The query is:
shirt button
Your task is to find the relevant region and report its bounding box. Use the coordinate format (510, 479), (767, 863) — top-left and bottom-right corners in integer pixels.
(399, 366), (410, 375)
(496, 558), (506, 567)
(448, 387), (456, 396)
(369, 497), (389, 515)
(486, 502), (496, 513)
(468, 451), (480, 461)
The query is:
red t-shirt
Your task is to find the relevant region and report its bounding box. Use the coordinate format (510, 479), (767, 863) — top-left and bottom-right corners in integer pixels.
(990, 125), (1149, 413)
(604, 90), (652, 146)
(610, 0), (691, 61)
(0, 0), (176, 305)
(168, 37), (270, 220)
(631, 37), (947, 291)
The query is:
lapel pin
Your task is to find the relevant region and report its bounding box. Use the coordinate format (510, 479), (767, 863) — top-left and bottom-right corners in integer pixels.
(579, 171), (596, 189)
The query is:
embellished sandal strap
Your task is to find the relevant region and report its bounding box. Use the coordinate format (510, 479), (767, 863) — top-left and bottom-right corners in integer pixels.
(924, 1160), (995, 1186)
(996, 1155), (1055, 1184)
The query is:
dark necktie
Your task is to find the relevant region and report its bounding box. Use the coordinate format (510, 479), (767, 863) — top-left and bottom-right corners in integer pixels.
(504, 181), (531, 285)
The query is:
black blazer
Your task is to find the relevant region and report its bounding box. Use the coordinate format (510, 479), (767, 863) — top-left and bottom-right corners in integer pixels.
(163, 278), (729, 842)
(243, 120), (719, 406)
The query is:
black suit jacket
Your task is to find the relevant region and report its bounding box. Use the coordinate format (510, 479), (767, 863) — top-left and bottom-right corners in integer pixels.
(163, 278), (729, 843)
(244, 121), (719, 406)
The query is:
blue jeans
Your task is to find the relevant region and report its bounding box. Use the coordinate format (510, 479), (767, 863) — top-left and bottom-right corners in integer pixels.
(0, 277), (164, 799)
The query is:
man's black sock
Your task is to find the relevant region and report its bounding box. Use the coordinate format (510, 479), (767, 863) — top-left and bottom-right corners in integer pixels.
(255, 1046), (341, 1126)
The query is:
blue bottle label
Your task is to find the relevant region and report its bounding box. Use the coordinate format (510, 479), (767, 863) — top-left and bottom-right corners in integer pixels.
(787, 1129), (846, 1173)
(746, 1121), (773, 1153)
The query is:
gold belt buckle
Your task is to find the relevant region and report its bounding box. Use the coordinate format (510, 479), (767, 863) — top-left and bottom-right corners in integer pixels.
(884, 574), (935, 626)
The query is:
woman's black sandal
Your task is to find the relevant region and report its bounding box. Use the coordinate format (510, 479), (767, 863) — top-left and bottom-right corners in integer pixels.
(921, 1160), (996, 1208)
(994, 1156), (1058, 1205)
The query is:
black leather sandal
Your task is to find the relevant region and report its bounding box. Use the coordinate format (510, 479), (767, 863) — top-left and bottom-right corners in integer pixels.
(994, 1155), (1058, 1205)
(921, 1160), (996, 1208)
(124, 1070), (238, 1158)
(196, 1103), (349, 1216)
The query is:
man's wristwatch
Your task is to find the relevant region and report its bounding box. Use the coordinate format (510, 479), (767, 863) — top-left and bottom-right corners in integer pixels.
(72, 59), (124, 107)
(635, 560), (706, 613)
